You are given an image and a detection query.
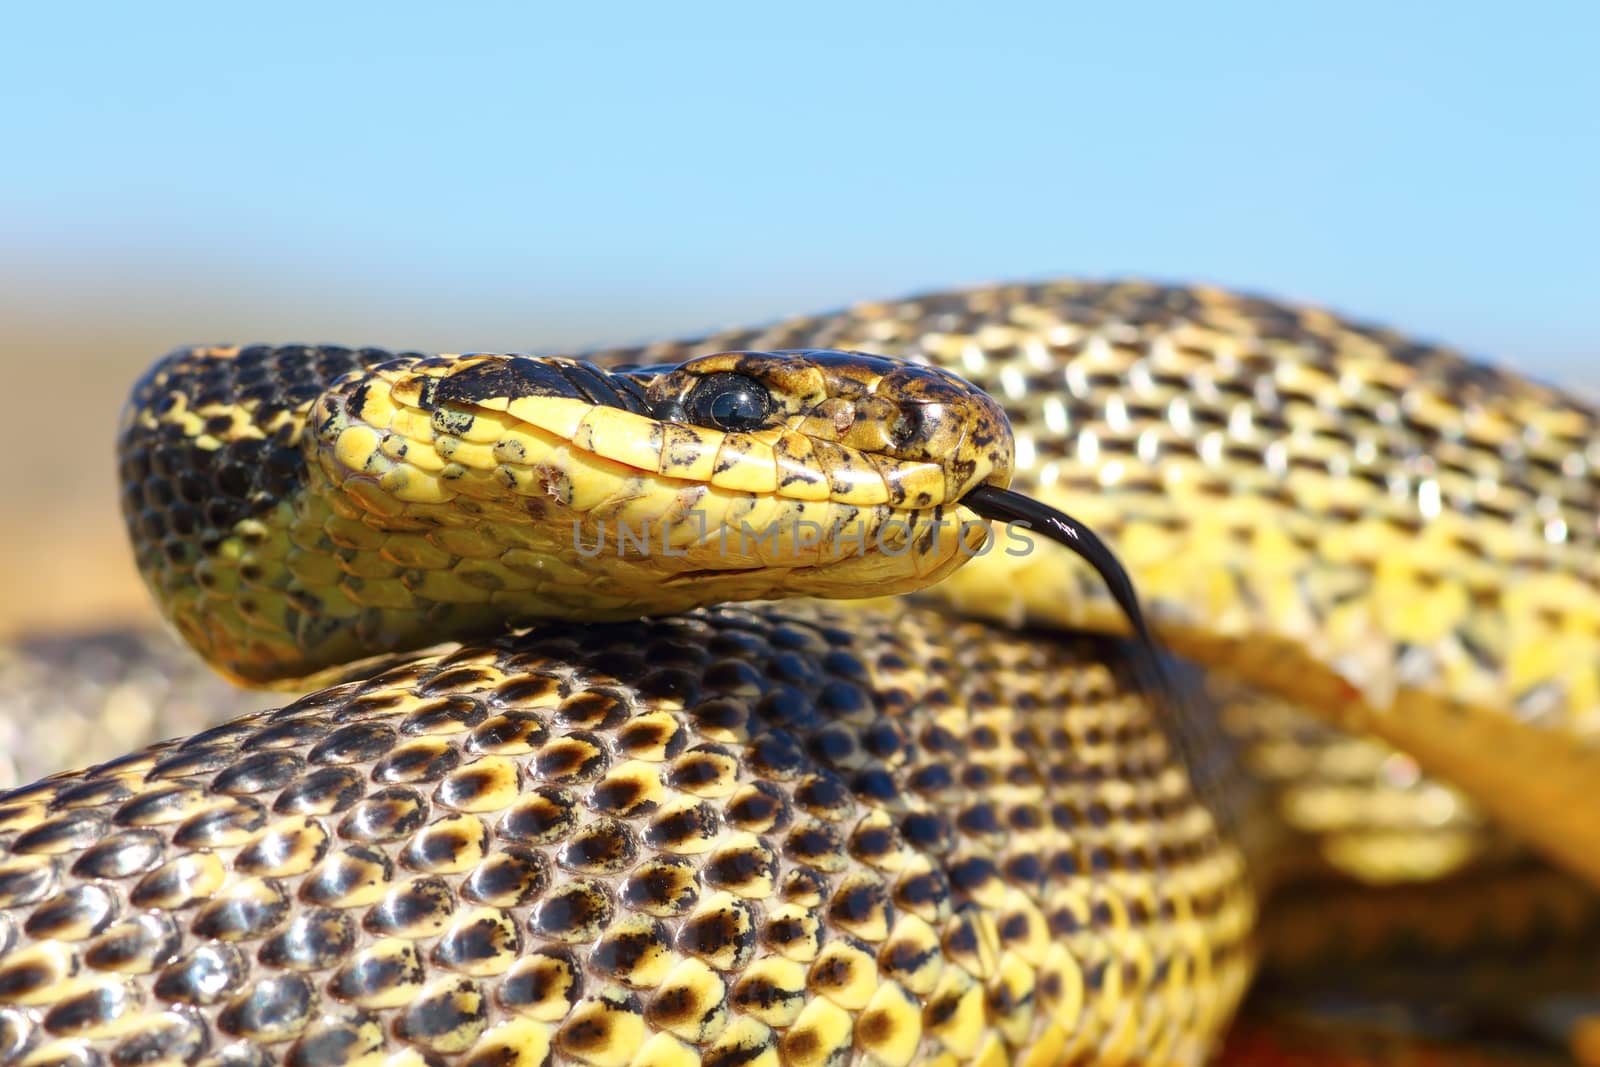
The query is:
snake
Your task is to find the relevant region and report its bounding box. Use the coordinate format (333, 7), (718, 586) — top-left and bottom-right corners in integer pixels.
(2, 278), (1598, 1066)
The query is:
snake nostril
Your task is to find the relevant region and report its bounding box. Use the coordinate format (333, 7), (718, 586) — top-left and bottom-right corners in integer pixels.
(889, 408), (922, 448)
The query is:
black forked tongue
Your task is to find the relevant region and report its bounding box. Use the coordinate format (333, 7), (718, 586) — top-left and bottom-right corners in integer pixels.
(961, 484), (1156, 651)
(963, 485), (1206, 793)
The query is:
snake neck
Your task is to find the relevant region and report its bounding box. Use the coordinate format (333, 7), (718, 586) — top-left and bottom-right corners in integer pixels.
(118, 345), (374, 685)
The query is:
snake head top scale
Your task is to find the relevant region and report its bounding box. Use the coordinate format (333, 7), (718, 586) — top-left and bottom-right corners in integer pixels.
(123, 345), (1108, 687)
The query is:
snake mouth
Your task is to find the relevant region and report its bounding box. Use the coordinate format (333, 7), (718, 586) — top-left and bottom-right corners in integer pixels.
(310, 347), (1018, 604)
(959, 483), (1155, 648)
(128, 342), (1026, 683)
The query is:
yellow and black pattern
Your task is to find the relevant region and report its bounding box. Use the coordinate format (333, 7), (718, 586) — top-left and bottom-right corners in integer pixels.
(587, 281), (1600, 886)
(121, 348), (1010, 686)
(3, 278), (1597, 1065)
(0, 605), (1253, 1067)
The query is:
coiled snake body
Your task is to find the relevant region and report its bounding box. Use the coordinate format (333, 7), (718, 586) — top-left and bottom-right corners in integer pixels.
(1, 280), (1597, 1066)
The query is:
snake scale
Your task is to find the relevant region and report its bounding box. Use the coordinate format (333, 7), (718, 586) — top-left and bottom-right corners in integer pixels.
(2, 279), (1598, 1066)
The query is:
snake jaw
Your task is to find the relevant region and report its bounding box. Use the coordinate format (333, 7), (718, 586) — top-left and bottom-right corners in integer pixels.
(126, 345), (1020, 683)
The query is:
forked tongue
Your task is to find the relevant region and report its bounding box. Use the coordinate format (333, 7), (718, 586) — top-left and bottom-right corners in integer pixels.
(956, 484), (1231, 800)
(961, 483), (1156, 650)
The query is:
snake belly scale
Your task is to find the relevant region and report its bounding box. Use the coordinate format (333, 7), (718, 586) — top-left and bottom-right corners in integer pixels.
(0, 279), (1595, 1066)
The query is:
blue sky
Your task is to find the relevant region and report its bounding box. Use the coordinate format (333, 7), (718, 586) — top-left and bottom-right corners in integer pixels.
(3, 1), (1596, 380)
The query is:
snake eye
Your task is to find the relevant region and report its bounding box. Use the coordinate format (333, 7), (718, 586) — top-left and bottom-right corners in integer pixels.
(683, 373), (774, 432)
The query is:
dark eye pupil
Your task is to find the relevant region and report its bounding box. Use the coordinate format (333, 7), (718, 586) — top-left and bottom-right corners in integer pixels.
(709, 389), (761, 425)
(686, 373), (772, 431)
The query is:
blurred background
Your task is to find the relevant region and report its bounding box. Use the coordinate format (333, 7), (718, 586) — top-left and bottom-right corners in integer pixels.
(2, 1), (1595, 634)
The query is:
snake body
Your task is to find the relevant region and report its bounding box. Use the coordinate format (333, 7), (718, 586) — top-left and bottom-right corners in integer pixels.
(1, 280), (1597, 1066)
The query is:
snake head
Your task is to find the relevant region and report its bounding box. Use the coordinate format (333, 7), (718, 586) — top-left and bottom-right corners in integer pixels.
(109, 345), (1018, 685)
(629, 349), (1014, 509)
(122, 338), (1165, 688)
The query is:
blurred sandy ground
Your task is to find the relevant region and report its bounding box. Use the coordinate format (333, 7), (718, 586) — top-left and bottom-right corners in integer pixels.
(0, 256), (661, 637)
(2, 262), (1593, 638)
(1, 277), (173, 634)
